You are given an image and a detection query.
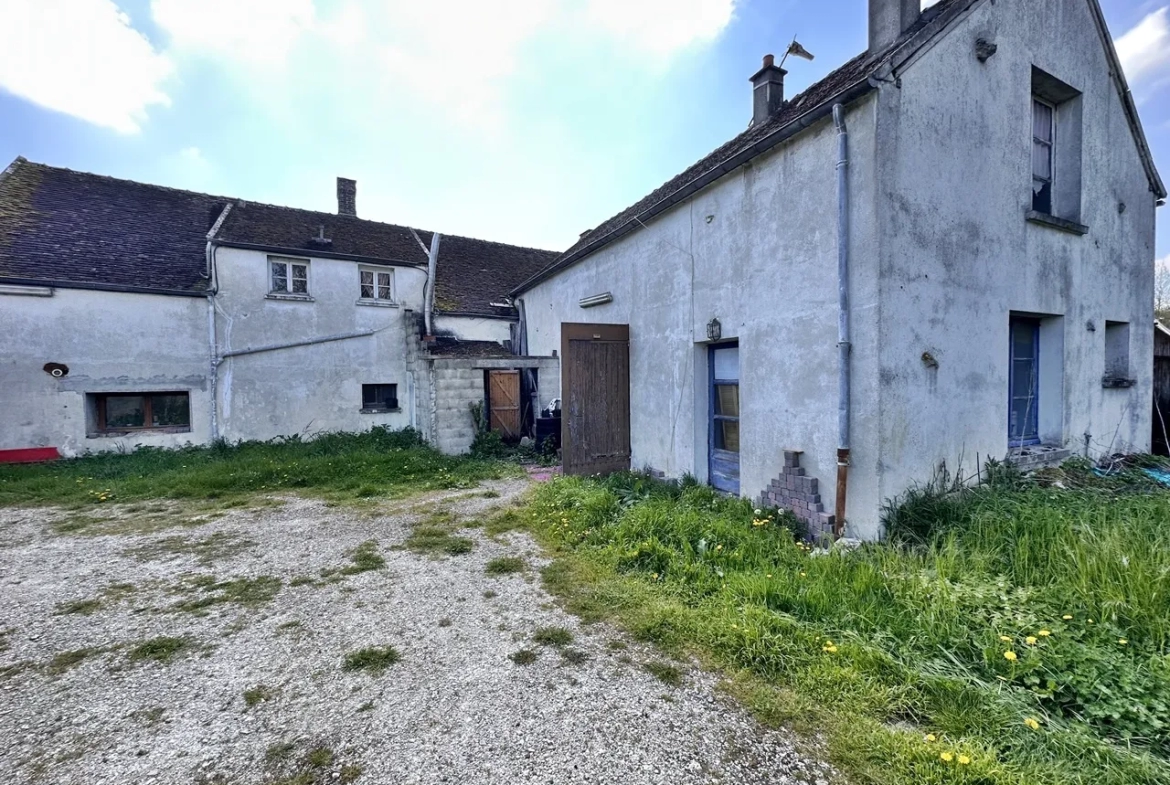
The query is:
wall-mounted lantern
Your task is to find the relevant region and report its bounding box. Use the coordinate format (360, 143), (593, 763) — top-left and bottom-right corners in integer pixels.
(707, 318), (722, 342)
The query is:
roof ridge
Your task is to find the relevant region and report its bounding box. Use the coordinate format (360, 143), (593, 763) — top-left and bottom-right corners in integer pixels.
(16, 159), (234, 202)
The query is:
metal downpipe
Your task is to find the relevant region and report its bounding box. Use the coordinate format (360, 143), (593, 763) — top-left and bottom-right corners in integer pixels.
(832, 103), (852, 539)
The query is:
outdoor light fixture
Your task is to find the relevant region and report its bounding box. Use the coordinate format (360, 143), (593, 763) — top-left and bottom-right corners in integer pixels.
(707, 318), (722, 341)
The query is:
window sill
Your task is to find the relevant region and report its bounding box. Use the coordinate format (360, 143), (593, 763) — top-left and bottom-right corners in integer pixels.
(356, 299), (399, 308)
(87, 427), (192, 439)
(1102, 376), (1136, 389)
(360, 407), (401, 414)
(266, 293), (314, 303)
(1025, 210), (1088, 236)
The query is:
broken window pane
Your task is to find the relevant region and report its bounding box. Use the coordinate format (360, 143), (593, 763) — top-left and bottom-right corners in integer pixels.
(1032, 140), (1051, 181)
(360, 270), (374, 299)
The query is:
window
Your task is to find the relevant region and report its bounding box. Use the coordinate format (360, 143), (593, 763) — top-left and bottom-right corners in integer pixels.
(1031, 98), (1055, 215)
(1009, 318), (1040, 447)
(361, 384), (398, 412)
(269, 256), (309, 296)
(1028, 68), (1084, 228)
(91, 392), (190, 434)
(359, 267), (394, 302)
(709, 343), (740, 494)
(1104, 321), (1133, 385)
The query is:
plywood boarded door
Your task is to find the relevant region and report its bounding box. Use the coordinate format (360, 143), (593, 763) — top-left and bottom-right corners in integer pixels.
(488, 370), (521, 439)
(562, 323), (631, 476)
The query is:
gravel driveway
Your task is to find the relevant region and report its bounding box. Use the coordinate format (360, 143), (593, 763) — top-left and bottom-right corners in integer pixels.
(0, 480), (830, 785)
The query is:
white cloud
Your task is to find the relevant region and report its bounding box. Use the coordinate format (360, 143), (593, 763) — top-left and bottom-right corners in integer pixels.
(0, 0), (172, 133)
(150, 0), (315, 66)
(1115, 7), (1170, 87)
(584, 0), (735, 57)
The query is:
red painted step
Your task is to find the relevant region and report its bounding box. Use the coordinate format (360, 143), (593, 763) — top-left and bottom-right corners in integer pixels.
(0, 447), (61, 464)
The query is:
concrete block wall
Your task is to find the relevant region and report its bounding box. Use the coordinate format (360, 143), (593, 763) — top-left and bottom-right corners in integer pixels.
(757, 451), (835, 540)
(432, 362), (485, 454)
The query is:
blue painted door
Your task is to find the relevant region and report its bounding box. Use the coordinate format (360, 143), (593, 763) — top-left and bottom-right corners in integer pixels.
(1009, 318), (1040, 447)
(709, 343), (740, 494)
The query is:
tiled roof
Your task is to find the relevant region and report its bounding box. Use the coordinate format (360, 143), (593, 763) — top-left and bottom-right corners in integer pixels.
(512, 0), (980, 293)
(0, 159), (558, 315)
(426, 338), (515, 359)
(0, 158), (229, 294)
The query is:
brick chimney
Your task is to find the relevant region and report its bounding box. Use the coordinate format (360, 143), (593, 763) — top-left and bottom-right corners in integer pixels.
(749, 54), (786, 125)
(869, 0), (921, 53)
(337, 177), (356, 217)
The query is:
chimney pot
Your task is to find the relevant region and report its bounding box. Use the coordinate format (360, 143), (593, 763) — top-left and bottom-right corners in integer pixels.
(869, 0), (922, 54)
(749, 55), (786, 126)
(337, 177), (357, 217)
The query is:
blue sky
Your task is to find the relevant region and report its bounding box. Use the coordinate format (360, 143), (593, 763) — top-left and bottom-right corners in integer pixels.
(1, 0), (1168, 265)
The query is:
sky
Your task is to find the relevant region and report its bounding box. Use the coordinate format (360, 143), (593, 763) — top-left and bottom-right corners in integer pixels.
(0, 0), (1168, 267)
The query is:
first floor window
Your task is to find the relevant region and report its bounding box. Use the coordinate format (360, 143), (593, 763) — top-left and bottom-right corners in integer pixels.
(93, 392), (190, 433)
(270, 256), (309, 295)
(1031, 98), (1054, 214)
(359, 267), (394, 301)
(361, 384), (398, 412)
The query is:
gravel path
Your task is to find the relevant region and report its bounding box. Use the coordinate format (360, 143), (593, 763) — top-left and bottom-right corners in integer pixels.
(0, 480), (830, 785)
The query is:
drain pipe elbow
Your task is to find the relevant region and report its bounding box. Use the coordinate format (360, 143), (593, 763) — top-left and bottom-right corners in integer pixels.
(832, 103), (852, 538)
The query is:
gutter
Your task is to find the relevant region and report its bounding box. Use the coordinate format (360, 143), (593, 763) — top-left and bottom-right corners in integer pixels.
(422, 233), (442, 336)
(205, 202), (233, 442)
(0, 277), (206, 298)
(832, 105), (852, 539)
(510, 78), (876, 295)
(220, 330), (378, 359)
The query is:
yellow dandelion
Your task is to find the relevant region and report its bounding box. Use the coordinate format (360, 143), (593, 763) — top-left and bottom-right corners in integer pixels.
(958, 754), (971, 765)
(1088, 619), (1094, 624)
(999, 635), (1012, 642)
(925, 734), (937, 742)
(1062, 614), (1073, 620)
(1024, 717), (1041, 730)
(715, 544), (723, 551)
(1025, 636), (1038, 646)
(1003, 651), (1018, 661)
(940, 751), (954, 762)
(1119, 638), (1128, 645)
(766, 574), (773, 578)
(823, 644), (838, 653)
(799, 571), (806, 577)
(1038, 630), (1051, 637)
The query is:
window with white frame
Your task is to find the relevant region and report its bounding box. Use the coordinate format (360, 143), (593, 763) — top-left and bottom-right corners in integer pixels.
(269, 256), (309, 296)
(359, 267), (394, 302)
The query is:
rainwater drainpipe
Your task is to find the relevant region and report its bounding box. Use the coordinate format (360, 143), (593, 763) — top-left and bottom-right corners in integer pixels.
(423, 233), (442, 336)
(204, 203), (233, 443)
(832, 103), (851, 539)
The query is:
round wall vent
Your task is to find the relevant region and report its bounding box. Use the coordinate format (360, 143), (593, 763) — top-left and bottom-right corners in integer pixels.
(43, 362), (69, 378)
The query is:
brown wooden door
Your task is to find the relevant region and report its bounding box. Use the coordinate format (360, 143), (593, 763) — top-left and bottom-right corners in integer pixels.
(562, 323), (631, 476)
(488, 370), (521, 439)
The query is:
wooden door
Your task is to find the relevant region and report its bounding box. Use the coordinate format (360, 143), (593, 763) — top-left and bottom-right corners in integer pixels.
(488, 370), (521, 439)
(709, 342), (740, 494)
(562, 323), (631, 476)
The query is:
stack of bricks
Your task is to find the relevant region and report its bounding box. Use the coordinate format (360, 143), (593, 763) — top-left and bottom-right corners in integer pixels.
(758, 450), (835, 539)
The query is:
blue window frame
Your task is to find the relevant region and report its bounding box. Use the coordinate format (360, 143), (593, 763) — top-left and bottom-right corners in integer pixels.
(709, 342), (740, 494)
(1009, 317), (1040, 447)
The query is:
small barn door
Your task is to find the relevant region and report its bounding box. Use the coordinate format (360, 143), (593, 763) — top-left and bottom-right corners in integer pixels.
(488, 370), (521, 439)
(562, 323), (631, 476)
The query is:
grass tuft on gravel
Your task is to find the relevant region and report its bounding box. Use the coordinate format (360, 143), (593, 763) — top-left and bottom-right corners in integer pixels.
(243, 684), (274, 707)
(127, 636), (187, 663)
(48, 647), (104, 674)
(403, 525), (474, 557)
(55, 598), (103, 615)
(520, 465), (1170, 785)
(342, 540), (386, 574)
(509, 649), (538, 666)
(343, 646), (401, 674)
(174, 575), (283, 612)
(485, 556), (525, 575)
(532, 626), (574, 647)
(644, 661), (683, 687)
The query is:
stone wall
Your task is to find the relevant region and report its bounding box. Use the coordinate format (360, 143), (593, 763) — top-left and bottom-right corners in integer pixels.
(757, 450), (835, 540)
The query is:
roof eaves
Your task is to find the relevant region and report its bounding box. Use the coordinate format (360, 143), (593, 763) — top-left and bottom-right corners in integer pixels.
(0, 276), (208, 298)
(1085, 0), (1166, 199)
(511, 76), (875, 295)
(213, 239), (426, 268)
(0, 156), (25, 189)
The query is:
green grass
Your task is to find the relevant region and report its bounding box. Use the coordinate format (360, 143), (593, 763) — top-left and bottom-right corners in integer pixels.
(127, 636), (187, 663)
(48, 647), (104, 674)
(485, 556), (525, 575)
(342, 540), (386, 574)
(403, 526), (474, 556)
(532, 626), (574, 647)
(243, 684), (274, 707)
(54, 598), (103, 615)
(173, 575), (282, 612)
(644, 661), (683, 687)
(509, 648), (538, 665)
(0, 427), (516, 508)
(343, 646), (401, 674)
(521, 467), (1170, 785)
